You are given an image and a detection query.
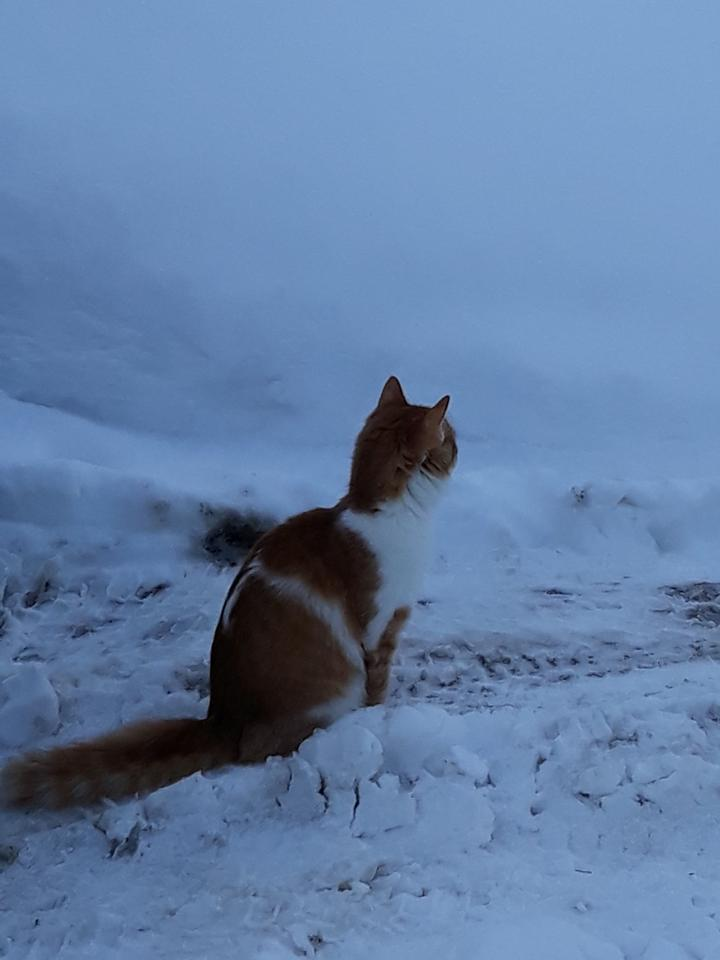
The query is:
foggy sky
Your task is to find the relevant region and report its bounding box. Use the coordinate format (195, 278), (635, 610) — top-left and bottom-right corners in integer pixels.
(1, 1), (719, 410)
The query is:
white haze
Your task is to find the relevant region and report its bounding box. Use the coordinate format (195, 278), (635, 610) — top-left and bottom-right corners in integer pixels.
(1, 0), (719, 467)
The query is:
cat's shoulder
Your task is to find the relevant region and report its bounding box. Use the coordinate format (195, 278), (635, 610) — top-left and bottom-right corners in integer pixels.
(254, 502), (361, 559)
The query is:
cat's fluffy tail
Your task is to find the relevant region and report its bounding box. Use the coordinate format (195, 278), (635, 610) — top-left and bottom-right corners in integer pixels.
(0, 717), (238, 810)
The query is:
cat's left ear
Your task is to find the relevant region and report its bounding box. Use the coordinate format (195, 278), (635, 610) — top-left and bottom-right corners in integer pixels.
(378, 376), (408, 407)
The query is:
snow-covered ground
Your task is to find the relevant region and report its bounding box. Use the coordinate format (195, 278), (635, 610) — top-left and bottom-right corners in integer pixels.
(3, 398), (720, 959)
(3, 2), (720, 957)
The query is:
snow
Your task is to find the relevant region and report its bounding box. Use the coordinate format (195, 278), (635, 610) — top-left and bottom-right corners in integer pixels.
(2, 0), (720, 957)
(5, 649), (720, 957)
(5, 476), (720, 960)
(0, 664), (59, 748)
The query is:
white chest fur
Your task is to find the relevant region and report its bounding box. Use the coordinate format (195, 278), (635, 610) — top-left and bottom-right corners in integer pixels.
(342, 471), (445, 651)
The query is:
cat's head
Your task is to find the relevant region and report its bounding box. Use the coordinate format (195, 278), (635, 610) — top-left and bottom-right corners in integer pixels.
(348, 376), (457, 511)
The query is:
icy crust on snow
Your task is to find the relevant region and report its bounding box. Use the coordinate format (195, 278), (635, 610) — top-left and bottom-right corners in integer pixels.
(4, 672), (720, 959)
(275, 706), (494, 848)
(131, 705), (495, 858)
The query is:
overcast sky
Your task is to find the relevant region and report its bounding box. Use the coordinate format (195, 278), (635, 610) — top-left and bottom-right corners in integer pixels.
(1, 0), (719, 409)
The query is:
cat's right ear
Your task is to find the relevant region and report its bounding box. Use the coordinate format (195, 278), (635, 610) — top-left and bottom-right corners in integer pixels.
(426, 395), (450, 426)
(378, 376), (408, 407)
(424, 395), (450, 445)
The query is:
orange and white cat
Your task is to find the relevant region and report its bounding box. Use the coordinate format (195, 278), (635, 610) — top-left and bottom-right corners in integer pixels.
(2, 376), (457, 808)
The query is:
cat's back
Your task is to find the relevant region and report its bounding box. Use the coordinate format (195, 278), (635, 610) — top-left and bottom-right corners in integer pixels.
(219, 504), (378, 635)
(257, 505), (376, 590)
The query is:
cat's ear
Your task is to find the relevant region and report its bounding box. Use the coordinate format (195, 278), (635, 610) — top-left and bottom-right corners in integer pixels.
(426, 395), (450, 428)
(378, 376), (408, 407)
(424, 395), (450, 443)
